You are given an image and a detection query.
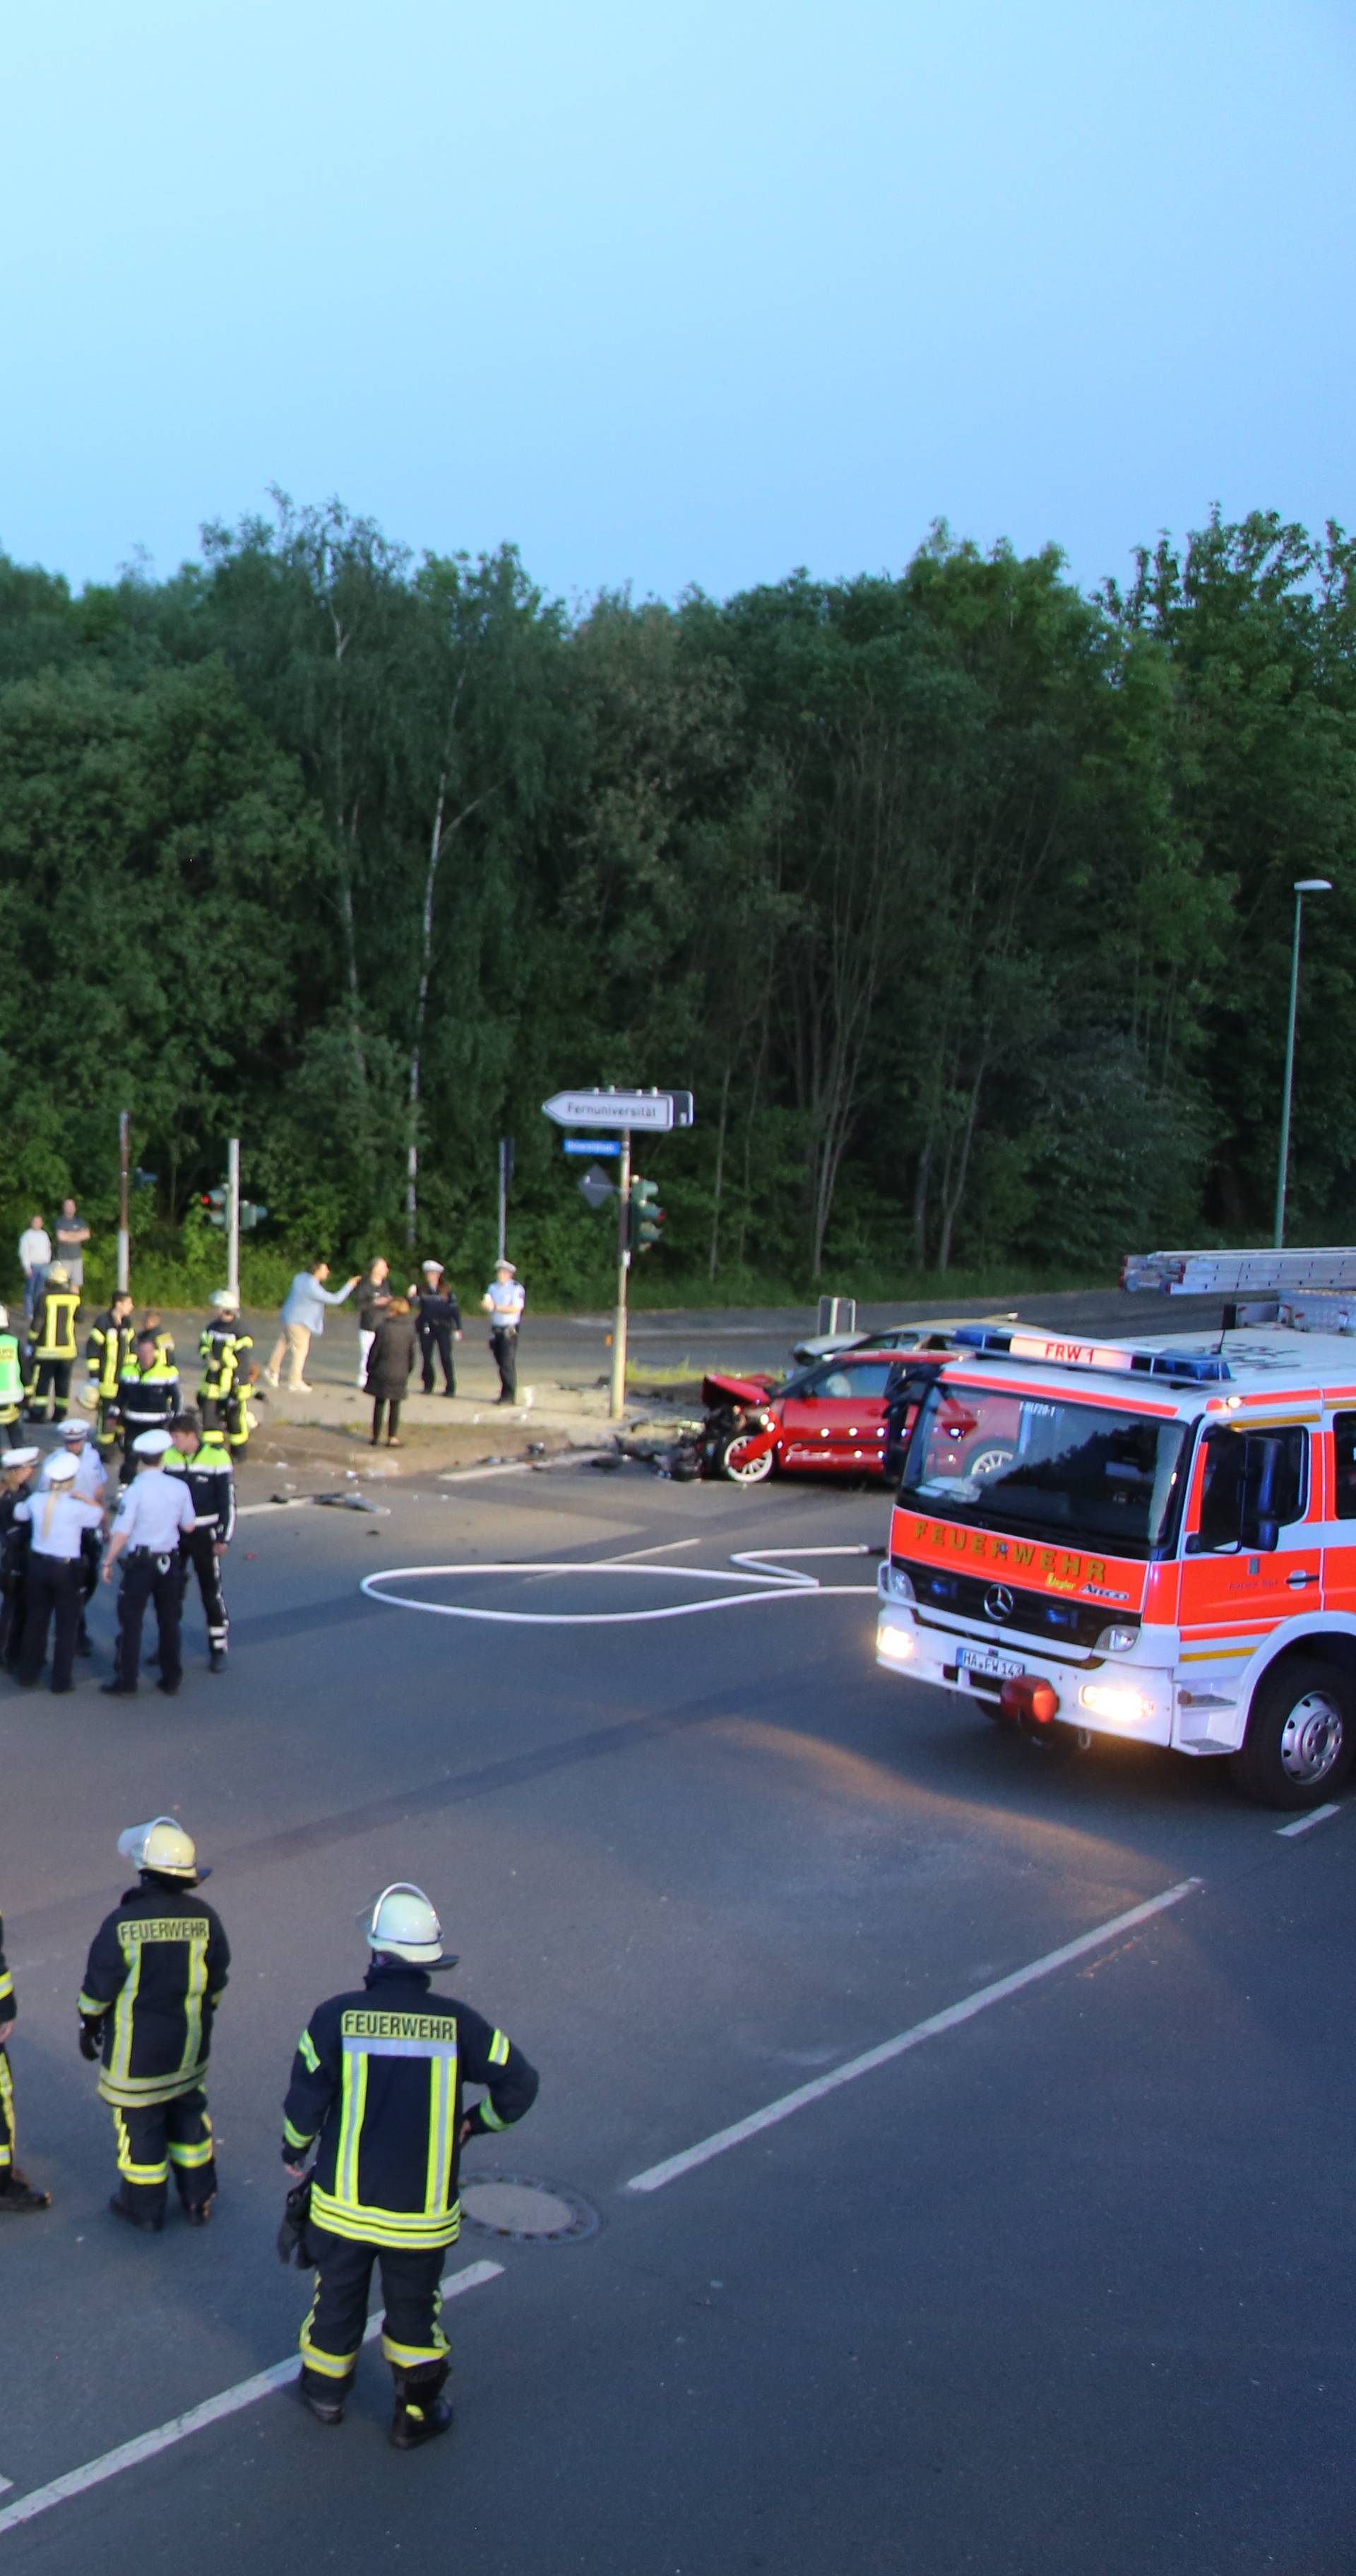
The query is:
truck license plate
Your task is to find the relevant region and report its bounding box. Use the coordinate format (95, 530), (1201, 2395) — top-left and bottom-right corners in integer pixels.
(957, 1645), (1023, 1684)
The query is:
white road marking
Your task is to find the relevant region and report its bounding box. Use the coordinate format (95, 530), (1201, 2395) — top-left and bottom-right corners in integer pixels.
(360, 1546), (877, 1627)
(626, 1879), (1203, 2193)
(1275, 1802), (1342, 1837)
(0, 2260), (503, 2539)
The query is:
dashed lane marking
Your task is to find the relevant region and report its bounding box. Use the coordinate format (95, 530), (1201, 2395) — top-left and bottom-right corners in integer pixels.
(625, 1878), (1204, 2193)
(1275, 1802), (1342, 1837)
(0, 2260), (504, 2540)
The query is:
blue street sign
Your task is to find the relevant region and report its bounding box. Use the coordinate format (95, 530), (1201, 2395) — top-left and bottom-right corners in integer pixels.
(562, 1137), (623, 1157)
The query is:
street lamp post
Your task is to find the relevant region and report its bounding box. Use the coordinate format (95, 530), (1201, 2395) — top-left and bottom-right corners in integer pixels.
(1273, 878), (1333, 1249)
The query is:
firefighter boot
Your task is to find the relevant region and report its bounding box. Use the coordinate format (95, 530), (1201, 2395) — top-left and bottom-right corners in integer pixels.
(298, 2370), (351, 2428)
(209, 1646), (226, 1673)
(0, 2169), (52, 2214)
(389, 2363), (453, 2451)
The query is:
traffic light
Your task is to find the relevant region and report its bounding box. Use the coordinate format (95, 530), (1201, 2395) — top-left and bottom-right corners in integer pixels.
(201, 1187), (227, 1229)
(629, 1176), (665, 1253)
(239, 1200), (268, 1232)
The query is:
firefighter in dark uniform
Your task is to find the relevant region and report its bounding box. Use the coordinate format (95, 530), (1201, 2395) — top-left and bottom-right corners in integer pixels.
(167, 1409), (234, 1671)
(0, 1904), (52, 2213)
(282, 1883), (539, 2447)
(77, 1816), (230, 2231)
(26, 1262), (81, 1424)
(0, 1445), (39, 1670)
(197, 1290), (258, 1455)
(0, 1304), (28, 1450)
(85, 1289), (135, 1455)
(114, 1331), (181, 1484)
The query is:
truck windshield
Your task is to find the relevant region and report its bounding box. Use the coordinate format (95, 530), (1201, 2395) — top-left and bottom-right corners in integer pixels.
(898, 1381), (1191, 1559)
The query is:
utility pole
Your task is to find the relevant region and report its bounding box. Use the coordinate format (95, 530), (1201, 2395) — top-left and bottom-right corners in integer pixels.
(117, 1112), (131, 1295)
(1274, 878), (1332, 1250)
(609, 1130), (631, 1421)
(496, 1136), (513, 1265)
(227, 1136), (241, 1297)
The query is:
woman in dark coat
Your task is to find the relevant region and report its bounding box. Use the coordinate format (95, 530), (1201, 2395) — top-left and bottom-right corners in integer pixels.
(364, 1298), (416, 1448)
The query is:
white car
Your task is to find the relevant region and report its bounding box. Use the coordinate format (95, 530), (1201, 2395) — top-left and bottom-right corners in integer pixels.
(788, 1313), (1017, 1368)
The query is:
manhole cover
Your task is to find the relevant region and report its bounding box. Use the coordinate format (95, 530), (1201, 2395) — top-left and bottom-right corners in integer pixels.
(459, 2175), (599, 2243)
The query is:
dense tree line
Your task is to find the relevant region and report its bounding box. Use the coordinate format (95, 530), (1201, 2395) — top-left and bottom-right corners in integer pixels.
(0, 501), (1352, 1302)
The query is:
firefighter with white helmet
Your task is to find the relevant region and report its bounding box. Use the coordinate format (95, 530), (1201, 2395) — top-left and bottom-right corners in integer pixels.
(77, 1818), (230, 2231)
(281, 1883), (539, 2447)
(198, 1290), (258, 1456)
(26, 1262), (80, 1424)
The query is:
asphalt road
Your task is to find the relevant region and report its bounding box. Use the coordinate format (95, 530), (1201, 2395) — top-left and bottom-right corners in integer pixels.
(1, 1453), (1351, 2572)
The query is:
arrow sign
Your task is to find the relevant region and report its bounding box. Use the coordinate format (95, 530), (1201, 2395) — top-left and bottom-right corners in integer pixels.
(543, 1089), (693, 1132)
(562, 1137), (623, 1157)
(577, 1164), (616, 1209)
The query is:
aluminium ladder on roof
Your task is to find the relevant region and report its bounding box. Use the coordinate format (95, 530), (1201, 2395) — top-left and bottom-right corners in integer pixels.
(1122, 1248), (1356, 1297)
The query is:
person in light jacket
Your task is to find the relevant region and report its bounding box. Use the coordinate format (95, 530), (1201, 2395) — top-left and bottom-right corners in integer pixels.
(365, 1299), (417, 1448)
(17, 1217), (50, 1328)
(263, 1263), (360, 1393)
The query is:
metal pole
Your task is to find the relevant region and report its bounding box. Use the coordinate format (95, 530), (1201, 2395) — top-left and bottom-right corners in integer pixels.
(609, 1130), (631, 1422)
(117, 1111), (131, 1295)
(227, 1136), (241, 1297)
(496, 1139), (509, 1267)
(1274, 893), (1306, 1251)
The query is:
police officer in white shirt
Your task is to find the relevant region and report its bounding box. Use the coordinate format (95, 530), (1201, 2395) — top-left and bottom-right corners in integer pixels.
(40, 1420), (107, 1656)
(100, 1430), (196, 1699)
(480, 1260), (525, 1405)
(13, 1453), (105, 1694)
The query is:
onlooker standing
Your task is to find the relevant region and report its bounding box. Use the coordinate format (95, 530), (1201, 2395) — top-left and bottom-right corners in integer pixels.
(263, 1261), (359, 1393)
(415, 1260), (462, 1396)
(364, 1297), (417, 1448)
(54, 1199), (90, 1295)
(481, 1260), (525, 1406)
(17, 1216), (50, 1327)
(355, 1258), (392, 1390)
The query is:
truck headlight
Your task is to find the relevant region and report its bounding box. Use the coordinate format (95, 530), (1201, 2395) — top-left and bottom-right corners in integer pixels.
(1079, 1681), (1153, 1723)
(876, 1618), (917, 1663)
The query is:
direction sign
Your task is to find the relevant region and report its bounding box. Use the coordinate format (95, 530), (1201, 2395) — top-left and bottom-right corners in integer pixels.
(577, 1164), (616, 1209)
(542, 1088), (694, 1132)
(562, 1137), (623, 1157)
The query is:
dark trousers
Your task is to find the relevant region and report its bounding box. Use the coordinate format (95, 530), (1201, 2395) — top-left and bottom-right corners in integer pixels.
(179, 1529), (228, 1652)
(116, 1549), (182, 1690)
(0, 1566), (27, 1670)
(16, 1555), (83, 1689)
(371, 1398), (403, 1443)
(420, 1323), (456, 1395)
(489, 1327), (518, 1400)
(300, 2225), (450, 2396)
(28, 1358), (72, 1422)
(0, 2044), (14, 2178)
(0, 1413), (24, 1450)
(112, 2088), (215, 2221)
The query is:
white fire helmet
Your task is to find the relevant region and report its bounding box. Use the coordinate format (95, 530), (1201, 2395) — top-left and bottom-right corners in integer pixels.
(117, 1817), (203, 1882)
(364, 1883), (458, 1968)
(210, 1289), (239, 1311)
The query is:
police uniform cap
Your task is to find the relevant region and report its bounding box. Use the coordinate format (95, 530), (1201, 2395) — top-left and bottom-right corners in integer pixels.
(45, 1453), (78, 1483)
(133, 1429), (174, 1457)
(59, 1419), (89, 1441)
(3, 1446), (39, 1469)
(421, 1259), (444, 1274)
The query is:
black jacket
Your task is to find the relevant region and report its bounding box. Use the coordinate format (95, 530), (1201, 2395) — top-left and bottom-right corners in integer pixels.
(415, 1289), (461, 1335)
(78, 1878), (231, 2107)
(364, 1313), (417, 1399)
(282, 1960), (538, 2250)
(357, 1277), (393, 1334)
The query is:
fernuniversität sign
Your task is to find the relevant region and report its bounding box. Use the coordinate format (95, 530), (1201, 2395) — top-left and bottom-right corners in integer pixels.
(542, 1088), (694, 1133)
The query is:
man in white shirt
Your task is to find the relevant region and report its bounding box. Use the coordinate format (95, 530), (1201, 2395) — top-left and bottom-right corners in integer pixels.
(17, 1217), (50, 1327)
(13, 1454), (105, 1693)
(100, 1429), (196, 1699)
(41, 1420), (107, 1657)
(480, 1262), (525, 1405)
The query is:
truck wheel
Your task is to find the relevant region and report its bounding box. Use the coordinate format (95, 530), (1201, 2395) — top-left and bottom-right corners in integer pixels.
(1229, 1658), (1355, 1810)
(720, 1436), (775, 1485)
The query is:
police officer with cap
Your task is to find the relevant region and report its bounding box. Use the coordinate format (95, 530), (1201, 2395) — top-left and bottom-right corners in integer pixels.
(100, 1430), (196, 1697)
(480, 1260), (525, 1405)
(167, 1409), (234, 1672)
(40, 1417), (107, 1657)
(78, 1818), (230, 2231)
(282, 1885), (538, 2447)
(13, 1452), (105, 1693)
(0, 1446), (39, 1670)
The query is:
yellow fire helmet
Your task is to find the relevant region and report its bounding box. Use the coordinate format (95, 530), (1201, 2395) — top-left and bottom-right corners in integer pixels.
(117, 1817), (204, 1883)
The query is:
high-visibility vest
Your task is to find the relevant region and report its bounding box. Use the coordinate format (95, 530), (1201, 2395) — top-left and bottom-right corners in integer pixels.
(32, 1291), (79, 1361)
(0, 1333), (23, 1408)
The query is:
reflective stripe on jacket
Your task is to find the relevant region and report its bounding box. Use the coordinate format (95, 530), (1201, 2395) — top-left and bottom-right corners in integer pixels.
(32, 1292), (79, 1361)
(78, 1884), (231, 2108)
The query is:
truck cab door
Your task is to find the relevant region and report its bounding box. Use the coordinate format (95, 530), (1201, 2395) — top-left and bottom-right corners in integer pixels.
(1179, 1424), (1321, 1652)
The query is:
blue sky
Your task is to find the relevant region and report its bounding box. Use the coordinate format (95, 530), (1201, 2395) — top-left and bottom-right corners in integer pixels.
(2, 0), (1352, 605)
